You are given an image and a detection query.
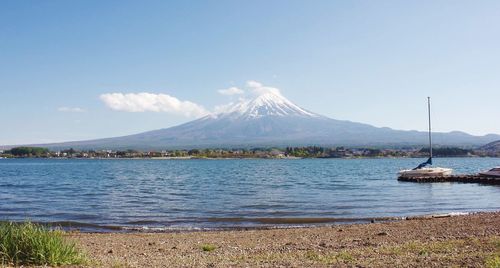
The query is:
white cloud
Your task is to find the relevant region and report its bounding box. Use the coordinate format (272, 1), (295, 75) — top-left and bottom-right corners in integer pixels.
(217, 87), (244, 96)
(245, 80), (282, 96)
(58, 107), (86, 113)
(99, 81), (282, 118)
(246, 80), (262, 88)
(213, 102), (235, 114)
(99, 92), (208, 118)
(213, 97), (246, 114)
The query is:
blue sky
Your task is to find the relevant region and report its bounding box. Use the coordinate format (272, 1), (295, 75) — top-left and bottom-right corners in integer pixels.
(1, 0), (499, 145)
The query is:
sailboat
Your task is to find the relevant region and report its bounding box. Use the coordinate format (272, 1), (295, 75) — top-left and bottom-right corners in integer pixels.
(398, 97), (453, 178)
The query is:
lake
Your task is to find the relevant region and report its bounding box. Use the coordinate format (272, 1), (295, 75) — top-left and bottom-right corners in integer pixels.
(0, 158), (499, 231)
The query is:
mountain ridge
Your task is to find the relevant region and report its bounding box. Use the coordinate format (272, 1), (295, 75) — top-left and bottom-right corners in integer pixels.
(2, 92), (499, 150)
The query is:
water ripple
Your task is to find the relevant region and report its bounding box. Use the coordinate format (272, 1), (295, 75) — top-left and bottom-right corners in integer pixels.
(0, 158), (499, 231)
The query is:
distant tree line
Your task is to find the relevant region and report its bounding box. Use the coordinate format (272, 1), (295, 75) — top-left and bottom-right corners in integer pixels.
(285, 146), (386, 158)
(6, 147), (49, 157)
(418, 147), (471, 157)
(0, 145), (492, 159)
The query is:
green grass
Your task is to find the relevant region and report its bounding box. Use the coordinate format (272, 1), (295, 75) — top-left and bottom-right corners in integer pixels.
(201, 244), (217, 252)
(0, 222), (86, 266)
(486, 256), (500, 268)
(486, 237), (500, 268)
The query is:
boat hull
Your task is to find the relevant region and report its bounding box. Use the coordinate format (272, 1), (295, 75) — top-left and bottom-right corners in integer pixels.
(479, 167), (500, 178)
(398, 167), (453, 178)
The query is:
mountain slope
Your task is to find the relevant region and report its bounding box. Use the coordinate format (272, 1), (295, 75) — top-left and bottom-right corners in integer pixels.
(9, 92), (500, 150)
(480, 140), (500, 152)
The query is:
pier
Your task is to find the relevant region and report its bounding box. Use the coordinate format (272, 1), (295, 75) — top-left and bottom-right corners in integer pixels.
(398, 174), (500, 185)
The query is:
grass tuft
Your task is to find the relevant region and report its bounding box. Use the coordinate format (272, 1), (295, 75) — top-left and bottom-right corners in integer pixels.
(0, 222), (86, 266)
(486, 256), (500, 268)
(486, 237), (500, 268)
(201, 244), (217, 252)
(335, 251), (354, 262)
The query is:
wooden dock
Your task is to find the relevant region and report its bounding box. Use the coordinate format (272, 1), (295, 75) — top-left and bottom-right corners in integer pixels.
(398, 174), (500, 185)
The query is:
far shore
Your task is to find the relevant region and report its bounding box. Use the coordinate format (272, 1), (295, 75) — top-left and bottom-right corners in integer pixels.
(70, 212), (500, 267)
(3, 145), (498, 159)
(3, 155), (500, 160)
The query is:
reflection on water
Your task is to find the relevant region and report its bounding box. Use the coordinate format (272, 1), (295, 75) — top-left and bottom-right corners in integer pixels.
(0, 158), (499, 231)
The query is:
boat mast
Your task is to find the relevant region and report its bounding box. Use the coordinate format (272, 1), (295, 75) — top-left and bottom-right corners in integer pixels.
(427, 97), (432, 160)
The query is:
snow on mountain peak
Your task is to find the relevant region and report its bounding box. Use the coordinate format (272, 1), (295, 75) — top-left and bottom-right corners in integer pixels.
(214, 91), (319, 119)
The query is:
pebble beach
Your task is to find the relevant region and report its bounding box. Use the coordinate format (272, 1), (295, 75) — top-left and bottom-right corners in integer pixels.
(70, 212), (500, 267)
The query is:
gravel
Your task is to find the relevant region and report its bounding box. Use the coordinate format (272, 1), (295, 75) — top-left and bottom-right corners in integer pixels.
(70, 212), (500, 267)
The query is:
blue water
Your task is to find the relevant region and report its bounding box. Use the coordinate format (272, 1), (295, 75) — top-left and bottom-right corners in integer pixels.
(0, 158), (499, 231)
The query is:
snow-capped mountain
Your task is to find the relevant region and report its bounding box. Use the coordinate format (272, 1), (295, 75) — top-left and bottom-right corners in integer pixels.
(214, 92), (319, 120)
(16, 91), (500, 150)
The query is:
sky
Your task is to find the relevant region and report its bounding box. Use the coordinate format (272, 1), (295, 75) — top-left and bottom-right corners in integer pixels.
(1, 0), (500, 145)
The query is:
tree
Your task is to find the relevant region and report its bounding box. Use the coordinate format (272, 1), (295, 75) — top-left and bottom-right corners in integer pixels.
(10, 147), (49, 156)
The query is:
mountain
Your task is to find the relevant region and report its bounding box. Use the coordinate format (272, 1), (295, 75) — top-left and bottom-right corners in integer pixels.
(479, 140), (500, 152)
(6, 92), (500, 150)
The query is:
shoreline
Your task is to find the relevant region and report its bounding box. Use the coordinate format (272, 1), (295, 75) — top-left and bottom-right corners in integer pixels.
(9, 210), (499, 233)
(70, 211), (500, 267)
(2, 156), (500, 160)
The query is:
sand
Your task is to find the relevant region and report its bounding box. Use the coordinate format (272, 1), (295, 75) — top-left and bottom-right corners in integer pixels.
(70, 212), (500, 267)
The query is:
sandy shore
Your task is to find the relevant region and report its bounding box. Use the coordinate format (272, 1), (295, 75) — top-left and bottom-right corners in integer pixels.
(70, 212), (500, 267)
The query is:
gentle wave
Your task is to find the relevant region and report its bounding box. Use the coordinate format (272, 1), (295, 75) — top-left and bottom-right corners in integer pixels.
(3, 211), (491, 233)
(1, 158), (499, 232)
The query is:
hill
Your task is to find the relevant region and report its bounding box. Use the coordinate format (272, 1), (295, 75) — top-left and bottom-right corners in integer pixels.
(479, 140), (500, 153)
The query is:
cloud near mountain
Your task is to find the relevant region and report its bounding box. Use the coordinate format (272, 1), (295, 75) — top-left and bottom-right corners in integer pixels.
(217, 87), (244, 95)
(99, 92), (209, 117)
(217, 81), (282, 98)
(245, 80), (282, 97)
(100, 81), (283, 117)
